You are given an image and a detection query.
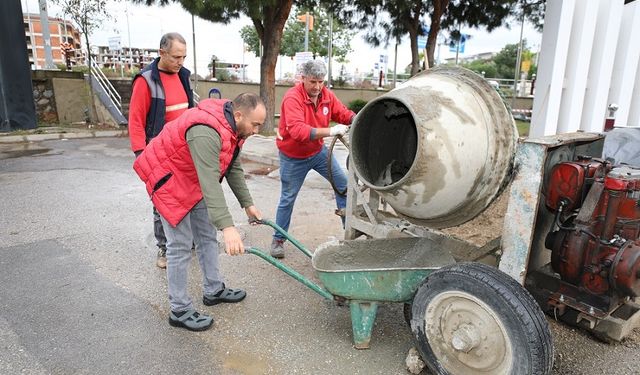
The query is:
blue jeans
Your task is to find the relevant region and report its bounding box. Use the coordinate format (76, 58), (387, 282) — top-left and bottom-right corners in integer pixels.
(159, 200), (224, 312)
(274, 146), (347, 240)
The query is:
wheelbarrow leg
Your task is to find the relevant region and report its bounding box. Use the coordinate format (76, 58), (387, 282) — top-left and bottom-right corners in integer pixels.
(349, 301), (378, 349)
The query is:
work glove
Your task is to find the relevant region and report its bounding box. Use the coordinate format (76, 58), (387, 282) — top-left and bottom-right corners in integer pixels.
(329, 124), (349, 137)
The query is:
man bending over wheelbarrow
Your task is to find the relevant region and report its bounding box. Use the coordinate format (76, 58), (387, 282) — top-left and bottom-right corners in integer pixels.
(133, 93), (265, 331)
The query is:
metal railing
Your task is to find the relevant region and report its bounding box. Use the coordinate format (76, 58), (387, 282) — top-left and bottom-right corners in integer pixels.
(90, 57), (122, 110)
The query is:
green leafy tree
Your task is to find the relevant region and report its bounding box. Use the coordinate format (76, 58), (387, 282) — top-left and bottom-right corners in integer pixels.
(52, 0), (113, 67)
(328, 0), (544, 74)
(240, 8), (354, 63)
(239, 26), (261, 56)
(433, 0), (519, 69)
(134, 0), (310, 134)
(462, 59), (497, 78)
(459, 40), (537, 81)
(493, 42), (520, 79)
(52, 0), (115, 122)
(441, 1), (543, 77)
(328, 1), (428, 76)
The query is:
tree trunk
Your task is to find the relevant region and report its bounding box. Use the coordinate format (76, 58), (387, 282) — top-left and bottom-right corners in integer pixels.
(427, 0), (449, 68)
(254, 1), (293, 135)
(409, 27), (420, 76)
(407, 3), (424, 76)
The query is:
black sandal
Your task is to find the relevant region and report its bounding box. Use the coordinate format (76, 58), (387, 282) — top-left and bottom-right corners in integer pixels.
(203, 284), (247, 306)
(169, 309), (213, 331)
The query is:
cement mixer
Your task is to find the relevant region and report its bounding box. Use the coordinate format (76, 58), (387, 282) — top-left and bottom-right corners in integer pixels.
(350, 67), (517, 228)
(341, 66), (640, 374)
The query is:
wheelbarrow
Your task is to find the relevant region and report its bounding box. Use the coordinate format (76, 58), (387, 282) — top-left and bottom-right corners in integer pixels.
(247, 220), (554, 374)
(247, 219), (455, 349)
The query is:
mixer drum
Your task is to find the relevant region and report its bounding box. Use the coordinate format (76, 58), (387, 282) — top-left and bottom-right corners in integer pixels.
(350, 67), (518, 229)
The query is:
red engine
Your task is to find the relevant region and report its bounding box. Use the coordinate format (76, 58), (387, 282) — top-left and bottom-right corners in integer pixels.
(545, 158), (640, 315)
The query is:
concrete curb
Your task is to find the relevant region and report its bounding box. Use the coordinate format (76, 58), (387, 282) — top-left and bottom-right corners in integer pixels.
(0, 128), (283, 169)
(0, 129), (129, 144)
(241, 149), (279, 167)
(240, 134), (280, 168)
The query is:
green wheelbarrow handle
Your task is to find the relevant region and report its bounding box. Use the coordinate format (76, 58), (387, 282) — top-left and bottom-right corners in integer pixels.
(246, 247), (334, 300)
(251, 218), (313, 258)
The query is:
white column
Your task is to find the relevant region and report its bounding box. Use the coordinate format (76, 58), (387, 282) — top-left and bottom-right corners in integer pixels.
(555, 1), (598, 134)
(579, 0), (624, 132)
(606, 0), (640, 127)
(628, 58), (640, 127)
(530, 0), (575, 138)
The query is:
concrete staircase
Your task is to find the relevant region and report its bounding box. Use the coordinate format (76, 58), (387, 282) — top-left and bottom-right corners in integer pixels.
(108, 78), (133, 120)
(89, 76), (127, 126)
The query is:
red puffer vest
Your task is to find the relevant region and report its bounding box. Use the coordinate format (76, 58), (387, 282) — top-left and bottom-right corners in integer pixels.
(133, 99), (243, 227)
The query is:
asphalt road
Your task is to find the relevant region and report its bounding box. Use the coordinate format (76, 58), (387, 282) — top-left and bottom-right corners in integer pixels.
(1, 137), (639, 375)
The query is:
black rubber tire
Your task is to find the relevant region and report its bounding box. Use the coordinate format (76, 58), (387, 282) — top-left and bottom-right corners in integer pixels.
(410, 262), (554, 375)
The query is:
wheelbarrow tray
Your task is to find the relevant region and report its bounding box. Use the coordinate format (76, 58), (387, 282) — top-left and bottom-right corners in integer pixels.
(312, 237), (455, 302)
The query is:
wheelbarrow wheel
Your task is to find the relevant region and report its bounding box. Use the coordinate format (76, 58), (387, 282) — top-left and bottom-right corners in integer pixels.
(410, 262), (553, 375)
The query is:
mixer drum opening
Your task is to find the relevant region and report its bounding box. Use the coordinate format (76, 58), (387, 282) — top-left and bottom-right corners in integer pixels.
(351, 99), (418, 189)
(348, 67), (517, 229)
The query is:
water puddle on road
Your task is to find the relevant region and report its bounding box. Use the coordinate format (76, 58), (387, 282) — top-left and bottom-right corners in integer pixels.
(222, 352), (271, 374)
(1, 148), (51, 159)
(247, 166), (275, 175)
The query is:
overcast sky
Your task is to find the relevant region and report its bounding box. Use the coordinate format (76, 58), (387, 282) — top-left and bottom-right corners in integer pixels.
(23, 0), (542, 81)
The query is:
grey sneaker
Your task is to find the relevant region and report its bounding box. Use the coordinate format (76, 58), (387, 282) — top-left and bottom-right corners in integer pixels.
(156, 247), (167, 269)
(270, 238), (285, 259)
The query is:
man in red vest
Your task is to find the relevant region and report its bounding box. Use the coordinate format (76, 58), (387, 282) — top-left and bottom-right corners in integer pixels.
(133, 93), (265, 331)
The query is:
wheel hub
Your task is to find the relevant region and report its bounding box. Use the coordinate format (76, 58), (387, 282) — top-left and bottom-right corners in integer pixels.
(423, 291), (513, 374)
(451, 324), (481, 352)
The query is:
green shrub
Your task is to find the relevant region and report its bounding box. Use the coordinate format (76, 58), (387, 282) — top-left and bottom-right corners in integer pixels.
(71, 65), (90, 74)
(348, 99), (368, 113)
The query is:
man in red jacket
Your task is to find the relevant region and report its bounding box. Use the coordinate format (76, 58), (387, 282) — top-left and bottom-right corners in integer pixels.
(133, 93), (265, 331)
(128, 32), (193, 269)
(271, 60), (355, 258)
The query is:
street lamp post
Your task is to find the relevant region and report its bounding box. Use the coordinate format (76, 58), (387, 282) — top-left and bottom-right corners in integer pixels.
(512, 1), (526, 110)
(38, 0), (56, 69)
(241, 43), (245, 82)
(304, 12), (309, 52)
(126, 6), (133, 71)
(327, 15), (333, 87)
(191, 14), (198, 90)
(393, 42), (398, 88)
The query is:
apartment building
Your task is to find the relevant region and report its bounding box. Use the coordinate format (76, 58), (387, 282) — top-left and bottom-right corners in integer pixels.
(93, 45), (159, 70)
(23, 13), (82, 69)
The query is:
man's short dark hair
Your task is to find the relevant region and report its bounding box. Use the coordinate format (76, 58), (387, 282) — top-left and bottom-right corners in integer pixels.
(160, 32), (186, 50)
(232, 93), (264, 113)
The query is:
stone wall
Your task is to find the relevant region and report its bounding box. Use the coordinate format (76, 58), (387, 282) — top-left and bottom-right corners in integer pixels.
(108, 78), (391, 118)
(107, 78), (535, 119)
(29, 72), (536, 127)
(31, 70), (90, 125)
(32, 71), (59, 124)
(193, 81), (389, 113)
